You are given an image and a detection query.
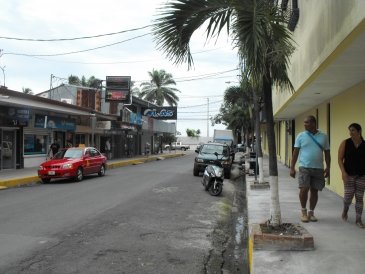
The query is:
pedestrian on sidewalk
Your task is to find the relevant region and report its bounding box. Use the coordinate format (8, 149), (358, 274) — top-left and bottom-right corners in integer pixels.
(338, 123), (365, 228)
(47, 140), (60, 159)
(290, 115), (331, 222)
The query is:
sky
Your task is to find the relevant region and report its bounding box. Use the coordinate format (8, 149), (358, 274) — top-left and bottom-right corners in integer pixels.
(0, 0), (240, 137)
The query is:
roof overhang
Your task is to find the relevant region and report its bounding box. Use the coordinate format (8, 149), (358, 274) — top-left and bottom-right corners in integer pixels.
(0, 88), (116, 120)
(275, 27), (365, 120)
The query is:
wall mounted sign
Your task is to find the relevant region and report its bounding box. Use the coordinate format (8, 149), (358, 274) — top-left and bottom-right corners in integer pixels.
(142, 106), (177, 120)
(105, 76), (131, 103)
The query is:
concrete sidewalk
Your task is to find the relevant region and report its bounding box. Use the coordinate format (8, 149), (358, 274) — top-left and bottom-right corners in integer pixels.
(247, 156), (365, 274)
(0, 152), (184, 189)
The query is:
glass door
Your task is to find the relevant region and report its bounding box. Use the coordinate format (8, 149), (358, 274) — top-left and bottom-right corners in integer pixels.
(1, 130), (16, 169)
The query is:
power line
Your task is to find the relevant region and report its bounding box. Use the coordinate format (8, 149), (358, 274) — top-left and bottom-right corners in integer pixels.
(3, 33), (150, 57)
(174, 70), (238, 82)
(178, 99), (223, 108)
(0, 25), (151, 41)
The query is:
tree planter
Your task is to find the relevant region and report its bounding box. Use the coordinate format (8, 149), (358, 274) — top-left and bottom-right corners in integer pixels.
(250, 223), (314, 251)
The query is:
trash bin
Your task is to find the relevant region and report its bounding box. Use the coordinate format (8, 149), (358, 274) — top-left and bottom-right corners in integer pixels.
(249, 158), (259, 175)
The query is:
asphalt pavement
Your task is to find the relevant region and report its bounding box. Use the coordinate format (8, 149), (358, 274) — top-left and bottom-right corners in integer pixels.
(2, 151), (365, 274)
(0, 151), (184, 189)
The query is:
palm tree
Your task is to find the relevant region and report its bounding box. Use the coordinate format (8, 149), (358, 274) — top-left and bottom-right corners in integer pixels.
(139, 69), (180, 106)
(153, 0), (295, 226)
(241, 74), (266, 183)
(214, 85), (253, 145)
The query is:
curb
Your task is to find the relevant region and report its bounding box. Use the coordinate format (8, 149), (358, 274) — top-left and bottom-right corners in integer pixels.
(0, 153), (185, 189)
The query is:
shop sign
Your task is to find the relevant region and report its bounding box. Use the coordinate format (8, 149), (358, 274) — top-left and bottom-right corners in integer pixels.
(0, 106), (30, 126)
(142, 106), (177, 120)
(34, 114), (76, 131)
(96, 121), (111, 130)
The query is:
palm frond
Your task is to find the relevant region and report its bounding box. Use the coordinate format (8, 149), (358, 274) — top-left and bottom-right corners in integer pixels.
(153, 0), (233, 69)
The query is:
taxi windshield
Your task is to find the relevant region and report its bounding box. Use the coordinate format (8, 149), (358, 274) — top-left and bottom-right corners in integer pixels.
(63, 149), (83, 159)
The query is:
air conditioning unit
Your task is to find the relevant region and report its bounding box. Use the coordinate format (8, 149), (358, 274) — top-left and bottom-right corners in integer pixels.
(61, 98), (73, 104)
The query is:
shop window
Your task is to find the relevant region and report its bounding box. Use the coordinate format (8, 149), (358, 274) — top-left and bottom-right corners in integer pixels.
(76, 134), (86, 147)
(24, 134), (48, 155)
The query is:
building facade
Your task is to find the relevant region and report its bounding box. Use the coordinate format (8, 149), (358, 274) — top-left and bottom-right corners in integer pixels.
(0, 86), (175, 170)
(262, 0), (365, 198)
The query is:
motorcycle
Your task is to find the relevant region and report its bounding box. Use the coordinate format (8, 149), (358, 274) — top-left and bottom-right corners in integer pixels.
(202, 152), (224, 196)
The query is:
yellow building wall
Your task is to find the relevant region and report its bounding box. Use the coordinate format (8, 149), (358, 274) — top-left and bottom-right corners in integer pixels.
(273, 0), (365, 113)
(281, 81), (365, 199)
(329, 81), (365, 196)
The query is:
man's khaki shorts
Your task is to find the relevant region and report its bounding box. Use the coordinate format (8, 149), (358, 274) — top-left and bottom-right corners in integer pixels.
(298, 167), (325, 191)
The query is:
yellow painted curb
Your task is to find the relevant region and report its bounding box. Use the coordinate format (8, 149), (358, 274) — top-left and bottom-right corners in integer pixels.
(248, 237), (253, 273)
(0, 176), (40, 188)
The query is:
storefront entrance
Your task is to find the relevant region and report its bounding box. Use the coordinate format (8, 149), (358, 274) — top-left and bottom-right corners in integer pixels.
(0, 129), (16, 170)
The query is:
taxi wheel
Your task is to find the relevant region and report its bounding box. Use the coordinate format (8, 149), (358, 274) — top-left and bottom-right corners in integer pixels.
(98, 164), (105, 176)
(75, 167), (83, 182)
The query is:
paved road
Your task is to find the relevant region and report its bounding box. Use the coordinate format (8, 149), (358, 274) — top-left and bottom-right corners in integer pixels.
(0, 152), (248, 273)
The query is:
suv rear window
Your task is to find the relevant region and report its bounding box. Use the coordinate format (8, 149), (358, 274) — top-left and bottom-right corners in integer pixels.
(201, 144), (229, 155)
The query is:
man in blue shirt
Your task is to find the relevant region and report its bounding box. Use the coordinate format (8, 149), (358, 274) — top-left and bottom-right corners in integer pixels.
(290, 115), (331, 222)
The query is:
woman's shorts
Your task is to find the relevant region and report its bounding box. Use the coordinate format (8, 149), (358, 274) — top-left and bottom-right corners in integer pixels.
(298, 167), (325, 191)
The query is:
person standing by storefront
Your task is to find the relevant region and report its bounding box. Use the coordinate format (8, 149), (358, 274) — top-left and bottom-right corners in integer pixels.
(47, 140), (60, 159)
(105, 138), (111, 159)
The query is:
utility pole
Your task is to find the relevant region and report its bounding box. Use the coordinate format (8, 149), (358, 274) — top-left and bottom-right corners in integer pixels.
(207, 97), (209, 138)
(49, 74), (54, 90)
(0, 49), (5, 87)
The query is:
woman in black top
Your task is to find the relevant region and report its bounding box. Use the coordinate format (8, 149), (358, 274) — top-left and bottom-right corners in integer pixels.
(338, 123), (365, 228)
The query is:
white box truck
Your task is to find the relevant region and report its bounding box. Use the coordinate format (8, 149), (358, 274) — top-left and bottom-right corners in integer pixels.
(213, 129), (236, 159)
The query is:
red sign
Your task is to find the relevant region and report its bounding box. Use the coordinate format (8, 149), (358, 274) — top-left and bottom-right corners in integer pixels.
(105, 76), (131, 102)
(107, 90), (127, 100)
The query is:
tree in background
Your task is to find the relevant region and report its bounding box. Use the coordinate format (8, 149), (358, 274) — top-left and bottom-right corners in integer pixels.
(213, 85), (253, 146)
(186, 129), (200, 137)
(139, 69), (180, 106)
(68, 75), (102, 88)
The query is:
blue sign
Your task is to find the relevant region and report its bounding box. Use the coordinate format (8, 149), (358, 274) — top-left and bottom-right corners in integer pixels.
(142, 106), (177, 120)
(130, 112), (142, 125)
(34, 114), (76, 131)
(0, 106), (31, 126)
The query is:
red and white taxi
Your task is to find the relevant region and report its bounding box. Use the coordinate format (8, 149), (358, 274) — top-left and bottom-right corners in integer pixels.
(38, 147), (107, 183)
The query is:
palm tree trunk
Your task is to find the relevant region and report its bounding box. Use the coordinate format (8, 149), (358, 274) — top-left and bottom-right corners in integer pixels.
(253, 89), (265, 183)
(262, 75), (281, 226)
